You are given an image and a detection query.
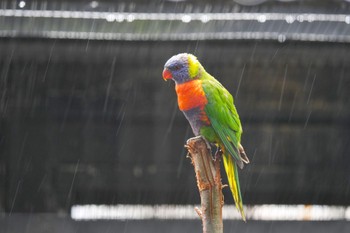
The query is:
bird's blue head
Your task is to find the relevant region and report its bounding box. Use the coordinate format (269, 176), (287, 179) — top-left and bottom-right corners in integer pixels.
(162, 53), (202, 84)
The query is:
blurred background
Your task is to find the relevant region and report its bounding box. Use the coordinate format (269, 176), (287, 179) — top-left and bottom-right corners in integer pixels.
(0, 0), (350, 232)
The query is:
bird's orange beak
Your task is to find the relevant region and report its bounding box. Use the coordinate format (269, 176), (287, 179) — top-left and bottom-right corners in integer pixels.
(162, 68), (172, 81)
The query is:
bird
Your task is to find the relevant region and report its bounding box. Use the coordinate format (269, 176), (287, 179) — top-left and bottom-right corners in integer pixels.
(162, 53), (249, 221)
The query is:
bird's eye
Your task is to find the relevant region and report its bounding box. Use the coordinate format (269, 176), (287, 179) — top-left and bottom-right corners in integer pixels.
(173, 65), (181, 70)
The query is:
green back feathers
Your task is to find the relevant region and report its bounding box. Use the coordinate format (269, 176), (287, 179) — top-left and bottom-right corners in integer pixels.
(201, 78), (243, 165)
(200, 72), (246, 220)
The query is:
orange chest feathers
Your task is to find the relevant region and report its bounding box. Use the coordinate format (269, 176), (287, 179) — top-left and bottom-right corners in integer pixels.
(175, 80), (208, 111)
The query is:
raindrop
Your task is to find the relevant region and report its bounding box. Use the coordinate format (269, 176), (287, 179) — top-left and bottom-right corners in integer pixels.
(66, 160), (80, 207)
(37, 174), (47, 192)
(193, 39), (200, 55)
(278, 64), (288, 111)
(235, 63), (246, 99)
(177, 126), (191, 178)
(16, 133), (28, 171)
(115, 106), (126, 137)
(1, 49), (14, 87)
(268, 134), (273, 164)
(60, 85), (75, 131)
(288, 91), (299, 122)
(9, 180), (22, 216)
(303, 62), (313, 91)
(165, 100), (178, 135)
(270, 47), (281, 62)
(307, 74), (317, 105)
(42, 40), (56, 82)
(85, 19), (96, 51)
(336, 66), (345, 93)
(103, 57), (116, 114)
(250, 42), (257, 62)
(304, 110), (312, 129)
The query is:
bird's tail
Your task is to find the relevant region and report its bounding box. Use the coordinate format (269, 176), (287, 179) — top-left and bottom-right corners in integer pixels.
(223, 153), (246, 221)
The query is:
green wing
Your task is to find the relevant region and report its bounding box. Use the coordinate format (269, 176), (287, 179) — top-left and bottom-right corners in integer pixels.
(201, 75), (247, 220)
(201, 76), (244, 168)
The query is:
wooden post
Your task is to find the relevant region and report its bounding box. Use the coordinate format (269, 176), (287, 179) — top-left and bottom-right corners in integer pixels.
(185, 136), (223, 233)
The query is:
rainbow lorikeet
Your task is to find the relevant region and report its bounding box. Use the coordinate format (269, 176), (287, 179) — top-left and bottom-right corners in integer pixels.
(162, 53), (249, 221)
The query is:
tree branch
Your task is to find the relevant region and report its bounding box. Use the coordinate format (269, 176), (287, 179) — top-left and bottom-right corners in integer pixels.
(185, 136), (223, 233)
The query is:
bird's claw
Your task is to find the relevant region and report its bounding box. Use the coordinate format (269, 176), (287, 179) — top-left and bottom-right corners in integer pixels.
(200, 136), (212, 151)
(190, 135), (212, 151)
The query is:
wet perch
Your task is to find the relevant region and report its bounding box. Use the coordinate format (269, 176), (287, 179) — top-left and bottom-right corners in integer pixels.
(186, 136), (223, 233)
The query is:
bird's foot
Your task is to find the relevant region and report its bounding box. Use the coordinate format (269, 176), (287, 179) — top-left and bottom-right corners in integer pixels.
(202, 137), (212, 151)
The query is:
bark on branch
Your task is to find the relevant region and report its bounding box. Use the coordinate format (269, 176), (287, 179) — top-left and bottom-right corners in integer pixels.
(185, 136), (223, 233)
